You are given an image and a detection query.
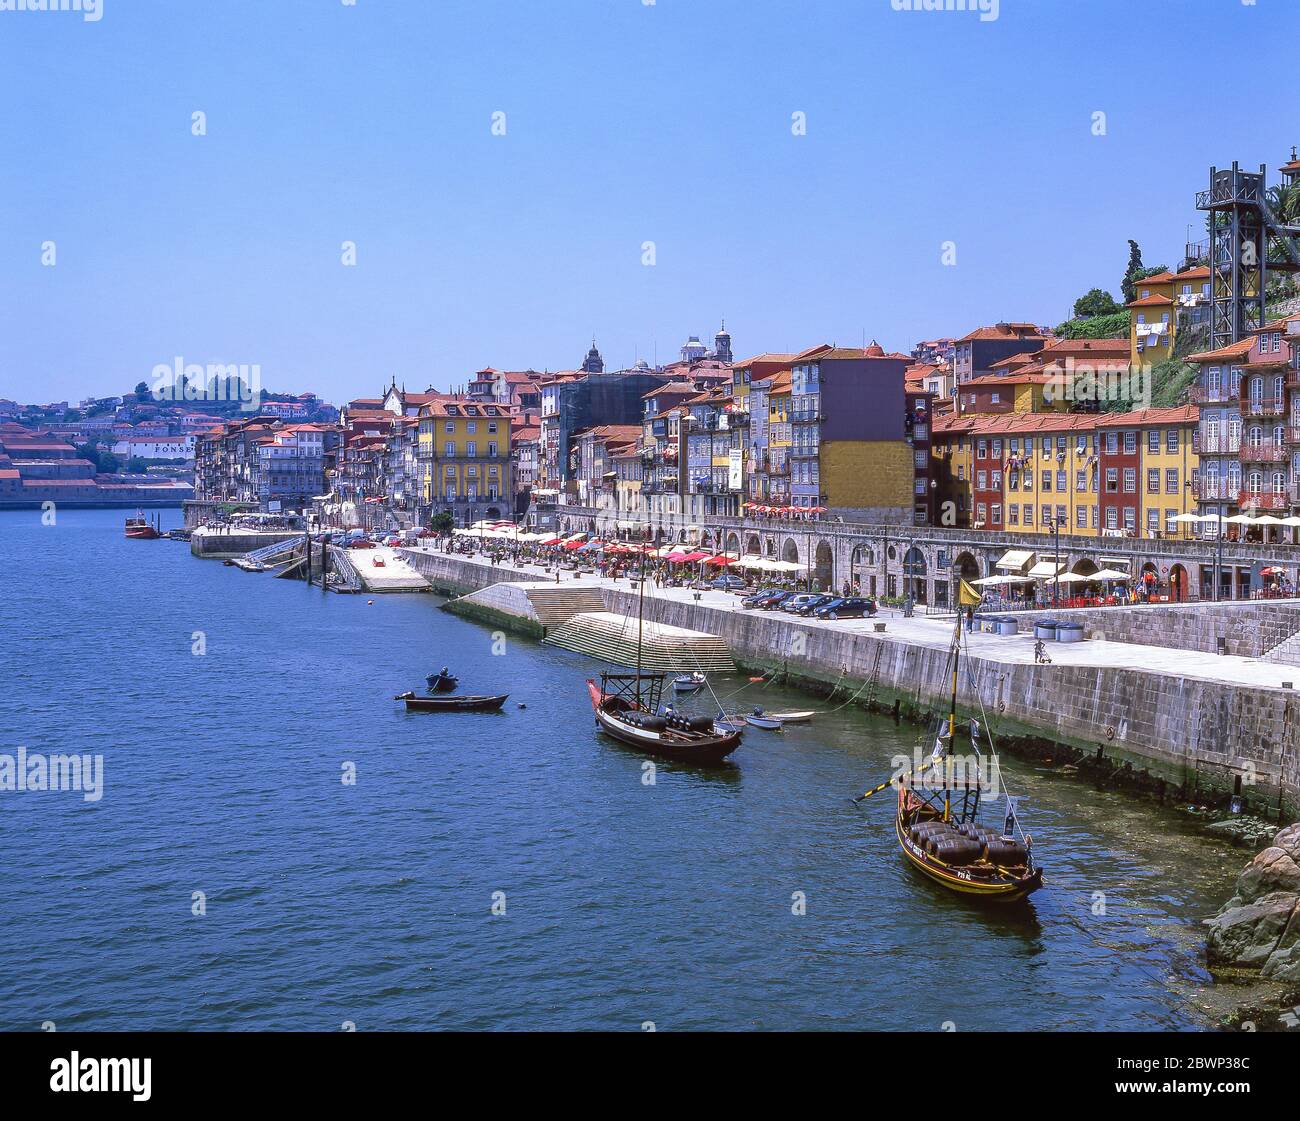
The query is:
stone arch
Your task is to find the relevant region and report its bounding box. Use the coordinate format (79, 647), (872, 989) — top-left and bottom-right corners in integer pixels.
(698, 530), (713, 550)
(782, 537), (801, 564)
(954, 551), (980, 581)
(903, 545), (927, 604)
(725, 532), (741, 554)
(1072, 556), (1099, 577)
(814, 539), (834, 590)
(1169, 562), (1188, 602)
(486, 506), (502, 520)
(745, 533), (761, 555)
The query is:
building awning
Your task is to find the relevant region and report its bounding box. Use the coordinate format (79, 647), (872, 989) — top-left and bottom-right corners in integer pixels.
(1027, 560), (1065, 578)
(1098, 557), (1131, 571)
(995, 549), (1034, 571)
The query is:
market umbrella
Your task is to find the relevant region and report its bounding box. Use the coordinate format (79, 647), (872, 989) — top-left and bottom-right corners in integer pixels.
(1090, 568), (1131, 581)
(704, 555), (738, 566)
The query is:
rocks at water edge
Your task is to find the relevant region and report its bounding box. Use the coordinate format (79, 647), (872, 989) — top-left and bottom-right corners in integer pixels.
(1205, 823), (1300, 983)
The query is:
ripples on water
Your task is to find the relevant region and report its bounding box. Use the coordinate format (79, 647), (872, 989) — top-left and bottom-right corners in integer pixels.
(0, 510), (1240, 1030)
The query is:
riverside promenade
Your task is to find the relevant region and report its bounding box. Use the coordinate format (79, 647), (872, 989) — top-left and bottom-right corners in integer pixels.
(399, 545), (1300, 818)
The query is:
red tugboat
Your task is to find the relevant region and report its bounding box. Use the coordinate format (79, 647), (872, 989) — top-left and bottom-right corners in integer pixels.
(124, 512), (161, 539)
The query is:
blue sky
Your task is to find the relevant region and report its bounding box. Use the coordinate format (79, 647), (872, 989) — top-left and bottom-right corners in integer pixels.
(0, 0), (1295, 406)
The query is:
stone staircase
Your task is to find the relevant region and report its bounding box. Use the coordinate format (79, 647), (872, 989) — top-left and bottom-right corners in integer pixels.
(543, 611), (735, 674)
(523, 586), (609, 631)
(1261, 626), (1300, 669)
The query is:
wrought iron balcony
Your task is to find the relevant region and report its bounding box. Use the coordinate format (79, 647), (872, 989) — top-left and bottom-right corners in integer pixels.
(1238, 489), (1288, 511)
(1186, 385), (1239, 405)
(1193, 434), (1242, 455)
(1239, 443), (1289, 462)
(1244, 398), (1286, 417)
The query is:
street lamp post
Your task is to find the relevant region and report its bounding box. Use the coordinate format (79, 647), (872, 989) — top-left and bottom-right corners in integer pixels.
(1051, 515), (1062, 609)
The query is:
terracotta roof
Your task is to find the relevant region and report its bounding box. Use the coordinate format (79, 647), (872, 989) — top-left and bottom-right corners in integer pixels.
(1187, 339), (1255, 362)
(956, 324), (1045, 343)
(1096, 405), (1198, 428)
(1126, 294), (1173, 308)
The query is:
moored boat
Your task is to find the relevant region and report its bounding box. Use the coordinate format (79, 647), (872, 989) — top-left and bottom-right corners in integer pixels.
(672, 672), (707, 693)
(744, 707), (783, 730)
(856, 581), (1043, 905)
(765, 710), (815, 723)
(588, 674), (741, 764)
(124, 512), (161, 540)
(395, 691), (507, 712)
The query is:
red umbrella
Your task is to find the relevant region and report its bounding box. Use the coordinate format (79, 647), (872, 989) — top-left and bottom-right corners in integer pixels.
(562, 539), (584, 550)
(681, 551), (710, 563)
(705, 555), (737, 566)
(663, 551), (691, 563)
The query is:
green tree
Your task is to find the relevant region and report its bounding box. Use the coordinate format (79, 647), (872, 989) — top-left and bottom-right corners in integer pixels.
(429, 511), (454, 534)
(1072, 288), (1120, 318)
(134, 381), (150, 401)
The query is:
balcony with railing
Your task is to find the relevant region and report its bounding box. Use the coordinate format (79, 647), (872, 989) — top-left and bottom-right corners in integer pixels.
(1239, 442), (1289, 462)
(1192, 478), (1229, 500)
(1244, 398), (1286, 418)
(1194, 434), (1241, 455)
(1187, 385), (1239, 405)
(1238, 489), (1289, 511)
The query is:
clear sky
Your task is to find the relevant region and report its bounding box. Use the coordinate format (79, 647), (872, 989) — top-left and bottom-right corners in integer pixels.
(0, 0), (1295, 406)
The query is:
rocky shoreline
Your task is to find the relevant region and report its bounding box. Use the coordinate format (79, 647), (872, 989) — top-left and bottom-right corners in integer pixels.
(1204, 822), (1300, 1030)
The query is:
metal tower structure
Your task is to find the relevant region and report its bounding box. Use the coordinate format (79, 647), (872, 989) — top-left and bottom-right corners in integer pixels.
(1196, 161), (1300, 349)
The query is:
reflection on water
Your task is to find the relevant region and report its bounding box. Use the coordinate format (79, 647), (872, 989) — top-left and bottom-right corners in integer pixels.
(0, 509), (1242, 1031)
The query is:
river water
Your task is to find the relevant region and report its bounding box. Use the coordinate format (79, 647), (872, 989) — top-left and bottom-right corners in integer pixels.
(0, 508), (1244, 1030)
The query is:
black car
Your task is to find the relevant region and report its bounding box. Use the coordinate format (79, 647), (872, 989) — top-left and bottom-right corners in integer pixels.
(742, 587), (781, 608)
(792, 594), (836, 617)
(812, 596), (877, 620)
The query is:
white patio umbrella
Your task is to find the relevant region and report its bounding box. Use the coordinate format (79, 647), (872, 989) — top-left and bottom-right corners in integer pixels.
(1048, 571), (1092, 585)
(1222, 514), (1257, 524)
(1170, 513), (1202, 523)
(1252, 515), (1285, 526)
(1090, 568), (1131, 581)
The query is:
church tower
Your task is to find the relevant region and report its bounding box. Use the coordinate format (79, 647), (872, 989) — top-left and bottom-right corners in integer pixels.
(713, 320), (733, 364)
(581, 338), (604, 374)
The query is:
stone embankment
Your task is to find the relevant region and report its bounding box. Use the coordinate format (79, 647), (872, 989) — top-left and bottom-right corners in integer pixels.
(398, 548), (1299, 818)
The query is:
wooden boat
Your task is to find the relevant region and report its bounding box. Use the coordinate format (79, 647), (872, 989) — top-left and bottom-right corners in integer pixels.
(124, 513), (161, 540)
(588, 675), (741, 764)
(672, 672), (707, 693)
(585, 545), (742, 766)
(856, 588), (1043, 905)
(766, 710), (815, 723)
(395, 691), (507, 712)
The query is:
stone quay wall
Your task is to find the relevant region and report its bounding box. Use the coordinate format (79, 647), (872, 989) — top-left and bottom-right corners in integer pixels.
(399, 548), (1298, 817)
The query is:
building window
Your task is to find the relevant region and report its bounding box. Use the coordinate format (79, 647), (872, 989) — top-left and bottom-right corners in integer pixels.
(1166, 430), (1178, 453)
(1123, 468), (1136, 493)
(991, 504), (1002, 526)
(1147, 430), (1160, 453)
(1165, 468), (1179, 494)
(1075, 506), (1087, 529)
(1147, 468), (1159, 493)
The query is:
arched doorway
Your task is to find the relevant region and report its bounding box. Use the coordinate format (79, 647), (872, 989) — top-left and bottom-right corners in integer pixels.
(1140, 561), (1159, 600)
(814, 539), (834, 591)
(726, 532), (741, 555)
(486, 506), (502, 520)
(1072, 557), (1098, 577)
(698, 531), (713, 551)
(782, 538), (801, 564)
(745, 533), (760, 556)
(954, 551), (980, 581)
(1169, 563), (1188, 602)
(903, 545), (928, 604)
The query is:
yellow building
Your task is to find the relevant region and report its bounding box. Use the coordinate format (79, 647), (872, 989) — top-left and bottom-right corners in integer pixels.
(763, 369), (793, 503)
(417, 399), (513, 515)
(1125, 266), (1211, 366)
(934, 407), (1198, 540)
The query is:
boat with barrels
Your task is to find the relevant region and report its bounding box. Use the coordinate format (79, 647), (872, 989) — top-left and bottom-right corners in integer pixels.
(587, 673), (741, 764)
(857, 583), (1043, 904)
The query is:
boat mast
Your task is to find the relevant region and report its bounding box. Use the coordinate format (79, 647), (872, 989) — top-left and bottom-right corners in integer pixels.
(944, 612), (959, 822)
(635, 540), (646, 707)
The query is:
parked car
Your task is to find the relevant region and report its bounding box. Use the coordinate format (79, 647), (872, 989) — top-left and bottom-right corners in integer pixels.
(742, 587), (779, 607)
(757, 591), (798, 610)
(780, 593), (824, 614)
(813, 597), (877, 620)
(791, 594), (836, 617)
(709, 574), (747, 591)
(347, 539), (376, 549)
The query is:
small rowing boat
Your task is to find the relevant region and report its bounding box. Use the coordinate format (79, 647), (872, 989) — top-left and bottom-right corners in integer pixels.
(672, 672), (707, 693)
(765, 710), (814, 723)
(395, 691), (508, 712)
(744, 708), (783, 731)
